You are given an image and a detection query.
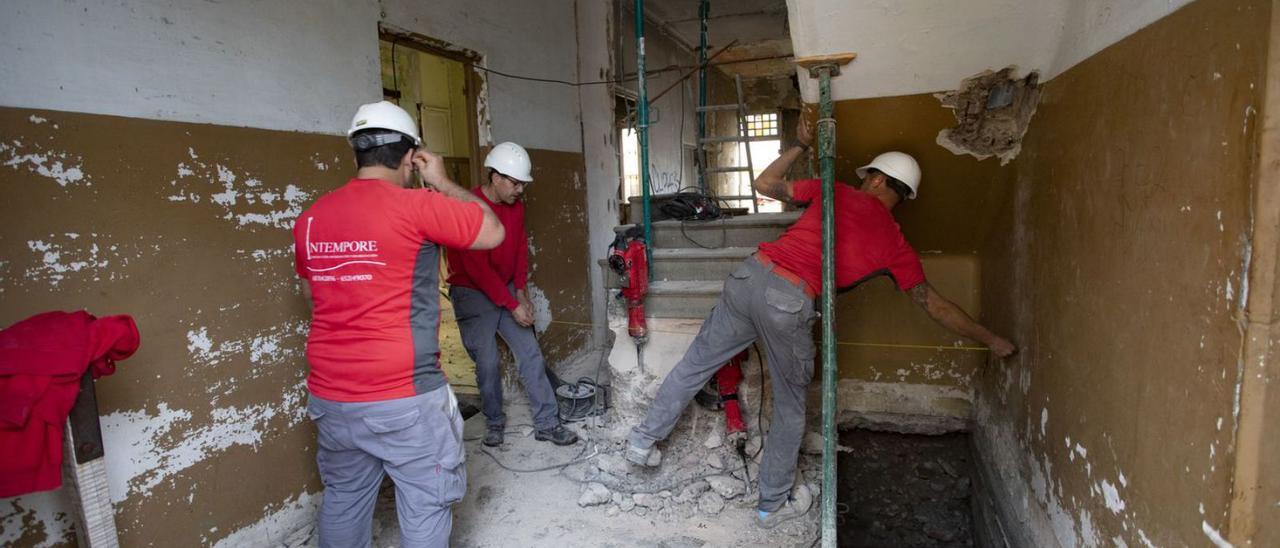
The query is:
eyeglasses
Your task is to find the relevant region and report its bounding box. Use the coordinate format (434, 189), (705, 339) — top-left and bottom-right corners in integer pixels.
(503, 174), (530, 188)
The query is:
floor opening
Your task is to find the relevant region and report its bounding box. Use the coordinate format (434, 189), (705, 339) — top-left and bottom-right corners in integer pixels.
(838, 428), (977, 547)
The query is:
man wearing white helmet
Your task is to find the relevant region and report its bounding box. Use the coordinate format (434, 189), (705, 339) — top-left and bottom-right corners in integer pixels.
(446, 141), (579, 447)
(627, 118), (1016, 529)
(293, 101), (505, 548)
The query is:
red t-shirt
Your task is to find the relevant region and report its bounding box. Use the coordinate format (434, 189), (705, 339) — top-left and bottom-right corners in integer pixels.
(445, 187), (529, 310)
(293, 178), (484, 402)
(757, 179), (925, 294)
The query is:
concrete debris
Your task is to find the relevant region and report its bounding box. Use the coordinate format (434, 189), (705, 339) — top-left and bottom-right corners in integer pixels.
(801, 432), (824, 455)
(704, 432), (723, 449)
(745, 437), (763, 457)
(935, 66), (1041, 165)
(679, 481), (710, 501)
(596, 453), (630, 476)
(606, 505), (621, 518)
(707, 475), (747, 499)
(633, 493), (664, 509)
(707, 453), (724, 469)
(578, 482), (612, 507)
(698, 491), (726, 515)
(619, 496), (637, 512)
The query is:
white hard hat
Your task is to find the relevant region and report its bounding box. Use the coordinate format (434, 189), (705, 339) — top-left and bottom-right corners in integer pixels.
(347, 101), (421, 147)
(484, 141), (533, 183)
(856, 151), (922, 199)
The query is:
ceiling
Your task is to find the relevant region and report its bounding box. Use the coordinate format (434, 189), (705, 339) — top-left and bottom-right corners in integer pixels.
(636, 0), (794, 79)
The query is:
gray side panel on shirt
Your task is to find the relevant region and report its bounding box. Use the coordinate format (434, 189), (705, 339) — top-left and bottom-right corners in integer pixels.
(410, 241), (446, 395)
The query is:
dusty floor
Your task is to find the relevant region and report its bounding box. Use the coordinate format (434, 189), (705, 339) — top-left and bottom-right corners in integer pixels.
(285, 391), (823, 547)
(837, 429), (975, 548)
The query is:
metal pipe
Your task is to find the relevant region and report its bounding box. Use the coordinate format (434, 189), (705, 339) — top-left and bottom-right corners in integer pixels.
(697, 0), (709, 194)
(635, 0), (653, 274)
(816, 64), (838, 548)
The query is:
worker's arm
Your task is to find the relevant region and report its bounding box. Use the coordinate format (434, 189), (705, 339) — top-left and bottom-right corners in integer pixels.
(413, 150), (504, 250)
(909, 282), (1017, 358)
(752, 116), (815, 205)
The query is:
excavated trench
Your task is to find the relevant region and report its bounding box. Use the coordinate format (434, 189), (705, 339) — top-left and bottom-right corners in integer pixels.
(838, 429), (978, 548)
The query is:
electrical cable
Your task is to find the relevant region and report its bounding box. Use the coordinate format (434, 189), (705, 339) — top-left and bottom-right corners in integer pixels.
(477, 442), (596, 474)
(473, 63), (685, 88)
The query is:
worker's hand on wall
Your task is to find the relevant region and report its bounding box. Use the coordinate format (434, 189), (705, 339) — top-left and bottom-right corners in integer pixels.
(988, 336), (1017, 358)
(411, 150), (450, 191)
(513, 303), (535, 328)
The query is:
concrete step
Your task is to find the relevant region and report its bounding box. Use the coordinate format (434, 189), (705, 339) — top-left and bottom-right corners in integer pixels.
(616, 210), (800, 249)
(602, 246), (755, 285)
(646, 280), (722, 319)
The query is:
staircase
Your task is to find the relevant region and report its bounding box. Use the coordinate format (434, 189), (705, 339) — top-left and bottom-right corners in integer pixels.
(606, 211), (800, 318)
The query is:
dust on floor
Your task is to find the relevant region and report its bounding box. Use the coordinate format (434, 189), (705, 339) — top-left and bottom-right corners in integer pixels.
(285, 394), (823, 547)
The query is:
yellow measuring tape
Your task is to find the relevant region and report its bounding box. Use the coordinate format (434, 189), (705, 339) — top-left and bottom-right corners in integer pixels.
(545, 320), (988, 352)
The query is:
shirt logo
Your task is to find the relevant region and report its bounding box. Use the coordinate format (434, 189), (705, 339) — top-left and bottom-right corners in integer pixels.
(304, 216), (387, 272)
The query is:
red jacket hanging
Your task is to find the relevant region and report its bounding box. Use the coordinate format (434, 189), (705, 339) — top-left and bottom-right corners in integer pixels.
(0, 310), (140, 497)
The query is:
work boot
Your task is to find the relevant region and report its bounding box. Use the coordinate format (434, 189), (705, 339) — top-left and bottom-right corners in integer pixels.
(483, 426), (504, 447)
(755, 490), (813, 529)
(534, 425), (579, 446)
(625, 443), (662, 467)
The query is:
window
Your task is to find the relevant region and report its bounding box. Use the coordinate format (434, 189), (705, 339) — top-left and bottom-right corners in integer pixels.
(744, 113), (779, 138)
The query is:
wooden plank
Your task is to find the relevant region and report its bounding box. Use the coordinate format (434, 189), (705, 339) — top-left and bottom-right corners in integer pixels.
(793, 52), (858, 70)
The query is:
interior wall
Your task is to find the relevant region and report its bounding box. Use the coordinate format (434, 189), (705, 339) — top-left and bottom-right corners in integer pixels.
(785, 0), (1195, 103)
(976, 0), (1271, 546)
(0, 0), (599, 545)
(618, 5), (700, 197)
(0, 107), (345, 547)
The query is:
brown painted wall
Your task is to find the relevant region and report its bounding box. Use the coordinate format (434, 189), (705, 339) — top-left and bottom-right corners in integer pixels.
(0, 107), (343, 545)
(825, 93), (1015, 393)
(976, 0), (1271, 545)
(0, 109), (594, 545)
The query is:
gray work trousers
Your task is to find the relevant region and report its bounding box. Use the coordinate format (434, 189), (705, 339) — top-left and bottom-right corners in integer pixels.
(630, 255), (817, 512)
(449, 284), (560, 431)
(307, 385), (466, 548)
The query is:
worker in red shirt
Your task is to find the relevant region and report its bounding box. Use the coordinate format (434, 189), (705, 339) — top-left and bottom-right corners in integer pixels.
(626, 118), (1017, 529)
(293, 101), (504, 548)
(447, 142), (579, 447)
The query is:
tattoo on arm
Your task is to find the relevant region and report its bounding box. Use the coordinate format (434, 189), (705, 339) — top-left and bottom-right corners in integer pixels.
(909, 283), (931, 309)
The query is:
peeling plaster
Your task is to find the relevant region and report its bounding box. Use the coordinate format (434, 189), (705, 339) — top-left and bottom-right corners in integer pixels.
(0, 491), (75, 547)
(23, 233), (143, 287)
(208, 490), (319, 547)
(1, 139), (88, 187)
(166, 148), (313, 230)
(100, 381), (307, 504)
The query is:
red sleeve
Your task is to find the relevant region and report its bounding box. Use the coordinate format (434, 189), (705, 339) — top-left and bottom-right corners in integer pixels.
(452, 247), (520, 310)
(790, 179), (821, 203)
(886, 236), (926, 292)
(405, 189), (485, 249)
(514, 204), (529, 290)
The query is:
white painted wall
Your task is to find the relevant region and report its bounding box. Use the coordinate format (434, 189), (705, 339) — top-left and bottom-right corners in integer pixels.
(0, 0), (380, 135)
(577, 0), (620, 345)
(380, 0), (585, 153)
(786, 0), (1194, 101)
(619, 7), (701, 195)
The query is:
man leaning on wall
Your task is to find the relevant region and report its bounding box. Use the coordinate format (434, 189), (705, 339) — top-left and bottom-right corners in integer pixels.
(292, 101), (505, 547)
(626, 117), (1017, 530)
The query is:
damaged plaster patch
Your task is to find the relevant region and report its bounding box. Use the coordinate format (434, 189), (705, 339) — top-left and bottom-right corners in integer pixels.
(166, 149), (313, 230)
(100, 382), (308, 504)
(1, 140), (88, 187)
(24, 233), (142, 287)
(528, 284), (553, 333)
(0, 491), (75, 547)
(208, 491), (319, 547)
(936, 67), (1041, 165)
(184, 321), (309, 401)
